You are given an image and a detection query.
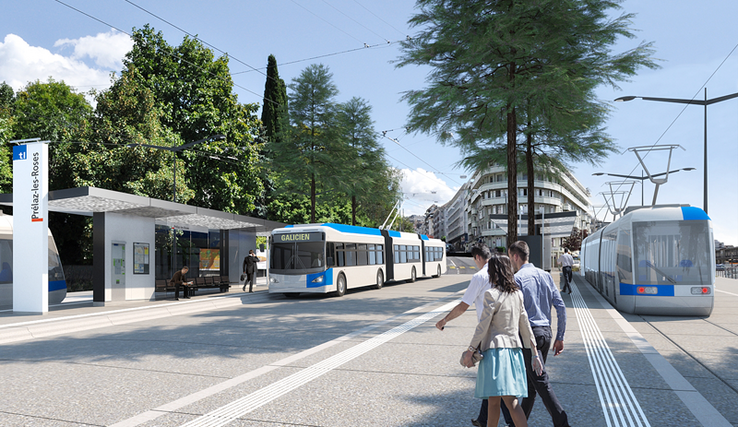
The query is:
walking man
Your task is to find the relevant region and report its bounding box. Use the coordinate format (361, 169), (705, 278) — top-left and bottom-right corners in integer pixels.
(434, 243), (496, 427)
(242, 250), (259, 292)
(508, 240), (570, 427)
(557, 248), (574, 294)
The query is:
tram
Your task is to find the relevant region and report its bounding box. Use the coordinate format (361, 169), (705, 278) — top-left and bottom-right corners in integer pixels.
(0, 214), (67, 309)
(268, 223), (446, 297)
(581, 206), (713, 316)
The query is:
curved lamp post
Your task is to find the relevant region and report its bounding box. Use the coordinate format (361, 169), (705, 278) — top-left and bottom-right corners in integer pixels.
(615, 89), (738, 214)
(593, 167), (694, 207)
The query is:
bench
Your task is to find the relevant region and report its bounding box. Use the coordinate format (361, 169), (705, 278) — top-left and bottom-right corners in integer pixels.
(190, 276), (231, 294)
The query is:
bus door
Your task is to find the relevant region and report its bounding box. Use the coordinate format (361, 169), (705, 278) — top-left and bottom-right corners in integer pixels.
(380, 230), (394, 281)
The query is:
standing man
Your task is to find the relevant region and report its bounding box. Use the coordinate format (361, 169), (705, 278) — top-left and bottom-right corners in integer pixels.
(557, 248), (574, 294)
(508, 240), (570, 427)
(434, 243), (498, 427)
(170, 266), (191, 300)
(242, 250), (259, 292)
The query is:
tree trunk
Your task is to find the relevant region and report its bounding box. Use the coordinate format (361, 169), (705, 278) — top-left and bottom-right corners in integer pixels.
(506, 106), (517, 246)
(527, 131), (536, 236)
(351, 194), (357, 225)
(310, 173), (316, 223)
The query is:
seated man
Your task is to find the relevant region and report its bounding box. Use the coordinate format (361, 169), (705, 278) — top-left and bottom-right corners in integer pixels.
(170, 266), (192, 300)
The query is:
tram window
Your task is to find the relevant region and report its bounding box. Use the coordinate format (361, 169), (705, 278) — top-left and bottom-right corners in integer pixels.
(400, 250), (407, 263)
(369, 250), (376, 265)
(394, 245), (400, 263)
(337, 249), (345, 267)
(377, 245), (384, 264)
(271, 244), (294, 269)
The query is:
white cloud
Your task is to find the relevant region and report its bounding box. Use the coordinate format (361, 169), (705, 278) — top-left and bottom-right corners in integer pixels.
(399, 168), (458, 215)
(0, 32), (130, 94)
(54, 29), (132, 69)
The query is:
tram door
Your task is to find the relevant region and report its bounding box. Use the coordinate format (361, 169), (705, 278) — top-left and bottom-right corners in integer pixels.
(111, 242), (126, 301)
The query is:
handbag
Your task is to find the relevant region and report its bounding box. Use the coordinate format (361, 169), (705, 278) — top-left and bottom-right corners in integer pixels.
(240, 273), (245, 281)
(460, 347), (484, 367)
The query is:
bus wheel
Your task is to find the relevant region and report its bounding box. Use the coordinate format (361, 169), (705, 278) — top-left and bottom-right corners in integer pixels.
(334, 274), (347, 297)
(435, 265), (442, 278)
(408, 267), (417, 283)
(375, 269), (384, 290)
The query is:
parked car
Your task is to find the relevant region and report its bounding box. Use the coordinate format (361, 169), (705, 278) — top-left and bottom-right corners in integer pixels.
(716, 263), (725, 271)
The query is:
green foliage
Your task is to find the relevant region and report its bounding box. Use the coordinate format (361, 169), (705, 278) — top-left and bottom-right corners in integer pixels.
(261, 54), (288, 143)
(118, 25), (263, 213)
(397, 0), (657, 243)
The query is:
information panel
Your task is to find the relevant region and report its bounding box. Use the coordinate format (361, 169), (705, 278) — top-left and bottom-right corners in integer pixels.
(12, 142), (49, 313)
(133, 242), (150, 274)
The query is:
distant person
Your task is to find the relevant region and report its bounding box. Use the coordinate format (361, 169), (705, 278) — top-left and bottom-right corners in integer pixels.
(312, 253), (323, 268)
(0, 262), (12, 282)
(461, 255), (543, 427)
(170, 266), (191, 300)
(509, 240), (570, 427)
(435, 243), (500, 427)
(242, 250), (259, 292)
(557, 248), (574, 294)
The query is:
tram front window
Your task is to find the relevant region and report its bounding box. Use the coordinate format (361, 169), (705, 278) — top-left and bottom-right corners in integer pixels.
(271, 242), (325, 272)
(633, 221), (711, 286)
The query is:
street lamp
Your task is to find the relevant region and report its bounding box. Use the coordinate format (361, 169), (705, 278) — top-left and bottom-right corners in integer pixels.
(593, 167), (694, 207)
(127, 134), (226, 277)
(614, 89), (738, 214)
(128, 134), (226, 202)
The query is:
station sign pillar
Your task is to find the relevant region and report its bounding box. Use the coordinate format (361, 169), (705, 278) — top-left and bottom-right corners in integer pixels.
(12, 141), (49, 313)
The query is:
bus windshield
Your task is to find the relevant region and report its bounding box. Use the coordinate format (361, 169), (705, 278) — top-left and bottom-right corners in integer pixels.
(271, 241), (326, 272)
(633, 220), (712, 286)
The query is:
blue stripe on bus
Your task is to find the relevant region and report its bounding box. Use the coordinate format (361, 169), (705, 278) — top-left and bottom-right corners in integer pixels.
(49, 280), (67, 292)
(322, 223), (382, 236)
(681, 206), (710, 221)
(306, 269), (334, 288)
(619, 283), (674, 296)
(387, 230), (401, 238)
(420, 234), (429, 241)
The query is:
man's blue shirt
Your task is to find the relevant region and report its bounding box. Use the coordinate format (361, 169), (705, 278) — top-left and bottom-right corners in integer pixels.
(515, 263), (566, 342)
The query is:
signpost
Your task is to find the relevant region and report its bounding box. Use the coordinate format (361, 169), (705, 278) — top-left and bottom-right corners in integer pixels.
(12, 141), (49, 313)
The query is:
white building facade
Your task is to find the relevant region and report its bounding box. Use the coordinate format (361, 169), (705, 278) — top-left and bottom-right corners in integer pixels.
(462, 165), (592, 254)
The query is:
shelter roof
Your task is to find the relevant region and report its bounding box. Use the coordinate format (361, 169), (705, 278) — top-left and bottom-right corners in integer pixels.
(0, 187), (284, 235)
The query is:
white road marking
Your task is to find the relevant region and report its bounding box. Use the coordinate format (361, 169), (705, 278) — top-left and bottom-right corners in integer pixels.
(110, 294), (464, 427)
(178, 300), (459, 427)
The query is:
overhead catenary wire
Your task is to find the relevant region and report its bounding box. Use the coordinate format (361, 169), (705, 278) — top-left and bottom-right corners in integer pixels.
(318, 0), (391, 44)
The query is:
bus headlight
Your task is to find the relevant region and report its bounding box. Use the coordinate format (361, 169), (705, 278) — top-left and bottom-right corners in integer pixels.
(311, 275), (324, 284)
(636, 286), (658, 295)
(691, 287), (711, 295)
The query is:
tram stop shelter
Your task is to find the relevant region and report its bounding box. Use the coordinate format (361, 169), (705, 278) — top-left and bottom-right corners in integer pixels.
(0, 186), (284, 305)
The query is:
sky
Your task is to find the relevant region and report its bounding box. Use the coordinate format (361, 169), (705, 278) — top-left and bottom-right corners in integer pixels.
(1, 0), (737, 245)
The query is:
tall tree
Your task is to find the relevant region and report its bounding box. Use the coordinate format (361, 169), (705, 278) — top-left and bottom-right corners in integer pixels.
(336, 97), (398, 225)
(275, 64), (342, 222)
(0, 82), (14, 193)
(397, 0), (656, 245)
(117, 25), (263, 213)
(261, 54), (288, 144)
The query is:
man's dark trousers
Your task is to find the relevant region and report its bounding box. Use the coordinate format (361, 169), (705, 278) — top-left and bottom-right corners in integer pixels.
(483, 326), (570, 427)
(562, 266), (573, 293)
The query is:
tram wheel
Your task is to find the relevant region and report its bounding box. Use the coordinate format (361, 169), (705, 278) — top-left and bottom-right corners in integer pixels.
(435, 265), (442, 278)
(408, 267), (417, 283)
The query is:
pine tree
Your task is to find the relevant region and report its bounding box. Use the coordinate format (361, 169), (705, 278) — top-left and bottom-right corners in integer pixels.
(397, 0), (657, 245)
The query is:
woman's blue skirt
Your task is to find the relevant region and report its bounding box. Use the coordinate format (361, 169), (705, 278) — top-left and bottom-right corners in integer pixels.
(475, 347), (528, 399)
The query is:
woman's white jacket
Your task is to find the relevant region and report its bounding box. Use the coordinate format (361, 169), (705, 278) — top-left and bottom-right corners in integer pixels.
(469, 287), (537, 352)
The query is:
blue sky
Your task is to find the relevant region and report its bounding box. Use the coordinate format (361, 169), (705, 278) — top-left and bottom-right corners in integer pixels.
(1, 0), (737, 245)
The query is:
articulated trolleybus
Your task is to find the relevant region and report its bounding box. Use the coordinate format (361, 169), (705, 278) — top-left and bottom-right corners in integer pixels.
(581, 206), (714, 316)
(269, 223), (446, 297)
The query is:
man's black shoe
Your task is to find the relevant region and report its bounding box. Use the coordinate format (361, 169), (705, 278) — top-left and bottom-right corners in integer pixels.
(471, 419), (482, 427)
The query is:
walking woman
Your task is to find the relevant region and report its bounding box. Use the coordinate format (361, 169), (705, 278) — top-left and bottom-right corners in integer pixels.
(461, 255), (543, 427)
